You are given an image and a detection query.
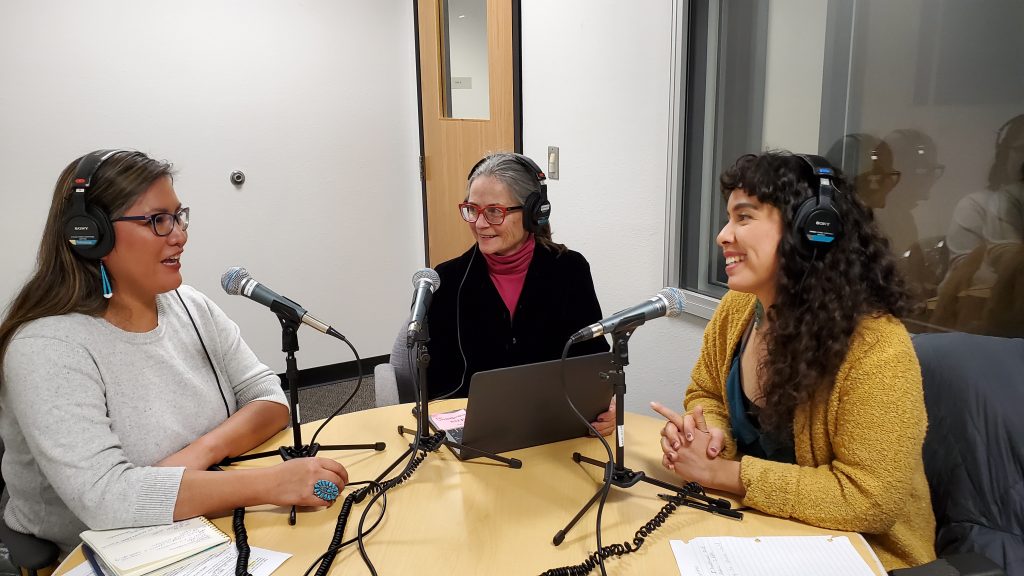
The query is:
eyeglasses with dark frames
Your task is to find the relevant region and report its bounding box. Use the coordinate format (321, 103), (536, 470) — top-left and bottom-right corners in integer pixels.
(458, 202), (523, 225)
(866, 169), (902, 188)
(908, 164), (945, 180)
(112, 207), (190, 237)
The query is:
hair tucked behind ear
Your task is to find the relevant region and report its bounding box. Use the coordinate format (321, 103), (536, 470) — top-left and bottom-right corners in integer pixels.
(468, 152), (566, 255)
(0, 151), (173, 379)
(720, 151), (910, 441)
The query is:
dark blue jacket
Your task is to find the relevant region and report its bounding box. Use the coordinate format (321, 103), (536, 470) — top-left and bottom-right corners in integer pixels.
(914, 332), (1024, 574)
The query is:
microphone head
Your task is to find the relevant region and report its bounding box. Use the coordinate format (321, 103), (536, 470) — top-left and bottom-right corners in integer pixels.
(412, 268), (441, 292)
(221, 266), (250, 295)
(658, 287), (687, 317)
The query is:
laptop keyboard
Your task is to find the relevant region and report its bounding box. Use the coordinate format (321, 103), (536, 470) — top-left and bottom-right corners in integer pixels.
(446, 427), (465, 444)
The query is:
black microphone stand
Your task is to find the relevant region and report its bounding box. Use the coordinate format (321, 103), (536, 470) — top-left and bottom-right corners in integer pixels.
(553, 316), (737, 545)
(220, 301), (386, 525)
(374, 321), (521, 483)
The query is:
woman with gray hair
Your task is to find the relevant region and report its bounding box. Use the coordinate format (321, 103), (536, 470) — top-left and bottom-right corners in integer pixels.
(424, 152), (614, 434)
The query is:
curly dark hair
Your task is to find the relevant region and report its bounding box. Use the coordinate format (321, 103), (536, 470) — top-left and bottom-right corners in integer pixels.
(720, 151), (911, 441)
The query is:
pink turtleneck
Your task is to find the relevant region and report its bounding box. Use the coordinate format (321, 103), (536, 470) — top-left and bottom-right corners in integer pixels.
(482, 234), (535, 319)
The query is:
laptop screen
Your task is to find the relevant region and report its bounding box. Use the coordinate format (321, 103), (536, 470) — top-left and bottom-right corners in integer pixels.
(431, 352), (614, 460)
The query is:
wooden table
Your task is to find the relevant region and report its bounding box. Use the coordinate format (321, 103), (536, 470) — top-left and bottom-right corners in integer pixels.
(57, 400), (885, 575)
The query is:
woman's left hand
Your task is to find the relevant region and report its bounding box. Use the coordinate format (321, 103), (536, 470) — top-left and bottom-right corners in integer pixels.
(651, 402), (739, 492)
(590, 398), (616, 437)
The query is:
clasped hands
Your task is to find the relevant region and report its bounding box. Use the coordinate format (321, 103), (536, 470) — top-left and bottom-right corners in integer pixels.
(650, 402), (732, 490)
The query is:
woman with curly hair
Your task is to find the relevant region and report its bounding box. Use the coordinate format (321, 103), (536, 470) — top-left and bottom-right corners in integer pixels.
(651, 151), (936, 570)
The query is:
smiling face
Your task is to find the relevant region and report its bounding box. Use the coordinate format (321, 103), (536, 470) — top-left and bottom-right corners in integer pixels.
(466, 175), (529, 256)
(717, 188), (785, 306)
(102, 176), (187, 302)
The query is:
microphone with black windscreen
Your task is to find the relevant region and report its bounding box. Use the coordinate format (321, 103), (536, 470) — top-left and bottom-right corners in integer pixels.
(570, 287), (686, 343)
(221, 266), (343, 340)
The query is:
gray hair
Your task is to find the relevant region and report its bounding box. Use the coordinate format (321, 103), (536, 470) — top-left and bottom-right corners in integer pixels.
(466, 152), (566, 253)
(467, 152), (542, 205)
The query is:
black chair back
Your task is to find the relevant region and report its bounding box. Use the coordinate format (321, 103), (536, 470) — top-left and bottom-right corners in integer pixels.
(914, 332), (1024, 575)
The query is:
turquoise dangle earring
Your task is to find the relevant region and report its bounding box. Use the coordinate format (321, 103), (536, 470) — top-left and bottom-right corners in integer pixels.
(100, 261), (113, 299)
(753, 299), (764, 330)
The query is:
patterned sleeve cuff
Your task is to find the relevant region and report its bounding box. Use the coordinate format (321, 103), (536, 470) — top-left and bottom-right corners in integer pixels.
(132, 466), (185, 526)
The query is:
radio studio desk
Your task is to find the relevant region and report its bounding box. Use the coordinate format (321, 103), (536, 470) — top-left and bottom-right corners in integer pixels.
(56, 400), (885, 575)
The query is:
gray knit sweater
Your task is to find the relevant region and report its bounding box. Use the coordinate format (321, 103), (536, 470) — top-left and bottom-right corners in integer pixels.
(0, 285), (287, 554)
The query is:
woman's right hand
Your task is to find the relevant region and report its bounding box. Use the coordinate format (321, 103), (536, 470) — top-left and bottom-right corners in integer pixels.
(264, 457), (349, 507)
(650, 403), (726, 460)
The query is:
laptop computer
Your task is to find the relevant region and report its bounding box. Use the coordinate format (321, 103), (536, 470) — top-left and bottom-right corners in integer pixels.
(429, 351), (614, 460)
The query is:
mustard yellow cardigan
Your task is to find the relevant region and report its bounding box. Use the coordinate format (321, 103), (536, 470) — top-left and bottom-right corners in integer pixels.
(685, 291), (936, 570)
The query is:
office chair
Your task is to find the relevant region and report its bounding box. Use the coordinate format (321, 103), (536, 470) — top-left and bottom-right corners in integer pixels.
(373, 317), (417, 407)
(0, 444), (59, 576)
(889, 332), (1022, 576)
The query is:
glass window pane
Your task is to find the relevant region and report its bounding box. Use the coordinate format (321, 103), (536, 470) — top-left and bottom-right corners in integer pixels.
(441, 0), (490, 120)
(828, 0), (1024, 337)
(683, 0), (1024, 337)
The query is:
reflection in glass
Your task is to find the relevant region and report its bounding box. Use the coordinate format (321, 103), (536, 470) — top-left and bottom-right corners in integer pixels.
(689, 0), (1024, 338)
(441, 0), (489, 120)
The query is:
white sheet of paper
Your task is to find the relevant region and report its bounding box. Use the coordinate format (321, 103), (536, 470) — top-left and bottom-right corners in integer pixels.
(65, 545), (290, 576)
(670, 536), (877, 576)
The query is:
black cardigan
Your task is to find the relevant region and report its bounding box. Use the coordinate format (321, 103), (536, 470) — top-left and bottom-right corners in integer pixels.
(421, 242), (610, 400)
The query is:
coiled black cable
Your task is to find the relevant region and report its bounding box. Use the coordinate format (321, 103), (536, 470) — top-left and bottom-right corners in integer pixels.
(540, 499), (680, 576)
(232, 508), (252, 576)
(309, 488), (359, 576)
(307, 433), (443, 576)
(298, 480), (383, 576)
(302, 340), (446, 576)
(352, 431), (445, 576)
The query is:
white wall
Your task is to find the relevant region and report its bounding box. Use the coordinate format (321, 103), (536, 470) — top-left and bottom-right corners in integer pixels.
(0, 0), (708, 401)
(521, 0), (707, 413)
(0, 0), (423, 372)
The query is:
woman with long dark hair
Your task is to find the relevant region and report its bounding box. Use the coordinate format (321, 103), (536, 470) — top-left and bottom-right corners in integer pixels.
(651, 151), (935, 570)
(0, 150), (347, 556)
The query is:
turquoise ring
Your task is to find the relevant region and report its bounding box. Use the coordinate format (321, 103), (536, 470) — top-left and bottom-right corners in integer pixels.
(313, 479), (340, 502)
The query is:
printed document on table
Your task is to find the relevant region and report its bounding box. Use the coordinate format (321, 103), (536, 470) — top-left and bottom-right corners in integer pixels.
(670, 536), (878, 576)
(66, 545), (290, 576)
(429, 409), (466, 431)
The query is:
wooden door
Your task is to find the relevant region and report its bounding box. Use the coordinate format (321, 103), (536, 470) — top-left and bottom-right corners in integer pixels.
(417, 0), (517, 267)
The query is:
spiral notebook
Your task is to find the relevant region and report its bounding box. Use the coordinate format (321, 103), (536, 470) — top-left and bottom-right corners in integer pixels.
(79, 517), (230, 576)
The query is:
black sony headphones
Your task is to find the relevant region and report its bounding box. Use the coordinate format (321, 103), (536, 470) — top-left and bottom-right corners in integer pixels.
(468, 153), (551, 234)
(62, 149), (130, 259)
(792, 154), (844, 251)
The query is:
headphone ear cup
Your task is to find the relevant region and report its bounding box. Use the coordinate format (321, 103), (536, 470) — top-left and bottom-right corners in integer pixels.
(522, 191), (540, 233)
(521, 191), (552, 234)
(64, 204), (115, 259)
(534, 197), (551, 229)
(793, 197), (842, 252)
